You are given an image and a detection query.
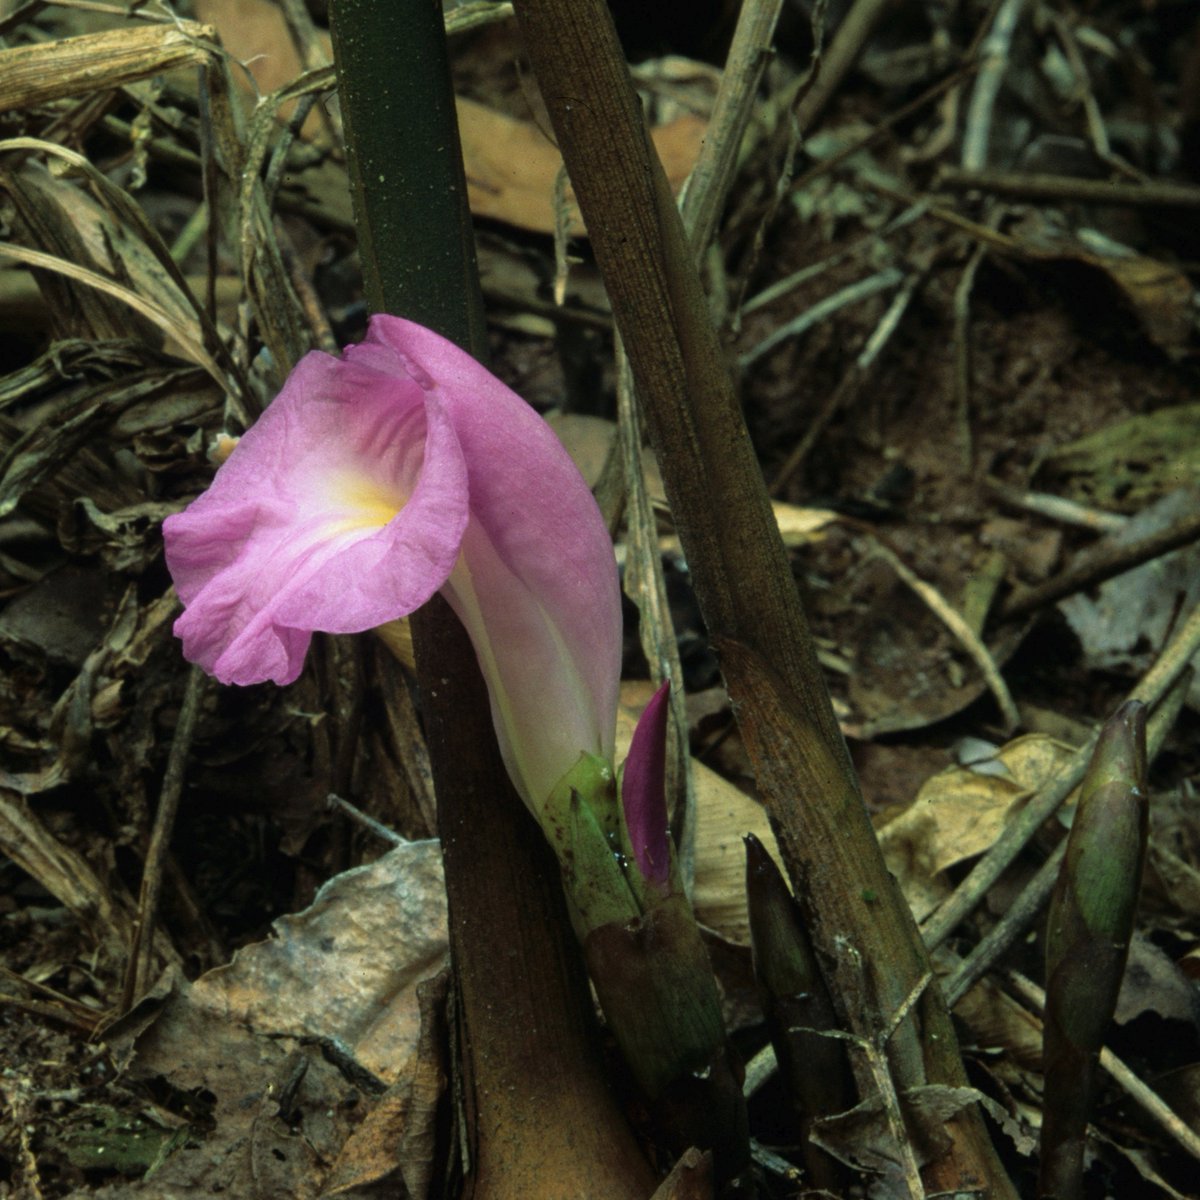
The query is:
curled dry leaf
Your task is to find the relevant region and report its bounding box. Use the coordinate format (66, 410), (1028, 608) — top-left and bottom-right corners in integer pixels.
(100, 842), (448, 1194)
(0, 21), (216, 113)
(323, 971), (449, 1198)
(189, 838), (447, 1085)
(878, 733), (1076, 922)
(1007, 215), (1196, 361)
(193, 0), (708, 238)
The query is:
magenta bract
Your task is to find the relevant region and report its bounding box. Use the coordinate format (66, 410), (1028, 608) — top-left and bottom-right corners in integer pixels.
(164, 315), (622, 810)
(621, 681), (672, 888)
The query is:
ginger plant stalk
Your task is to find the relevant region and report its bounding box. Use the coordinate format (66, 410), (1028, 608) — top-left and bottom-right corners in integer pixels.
(510, 0), (1017, 1192)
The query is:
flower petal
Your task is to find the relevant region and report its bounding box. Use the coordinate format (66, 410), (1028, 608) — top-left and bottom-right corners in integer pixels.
(165, 313), (623, 815)
(164, 345), (469, 685)
(364, 315), (622, 806)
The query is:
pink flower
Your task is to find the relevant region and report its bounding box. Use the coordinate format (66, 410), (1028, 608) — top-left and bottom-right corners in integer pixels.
(621, 682), (672, 889)
(164, 315), (621, 809)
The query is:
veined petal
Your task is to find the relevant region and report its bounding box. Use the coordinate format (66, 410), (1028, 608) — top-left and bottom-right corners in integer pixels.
(164, 346), (470, 685)
(366, 316), (622, 807)
(165, 313), (622, 816)
(442, 523), (610, 810)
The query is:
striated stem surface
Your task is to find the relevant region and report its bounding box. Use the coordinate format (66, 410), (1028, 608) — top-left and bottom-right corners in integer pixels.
(510, 1), (1016, 1192)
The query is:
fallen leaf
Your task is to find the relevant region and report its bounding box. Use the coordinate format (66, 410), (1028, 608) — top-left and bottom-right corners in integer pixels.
(121, 990), (357, 1198)
(458, 94), (707, 236)
(1008, 216), (1196, 360)
(323, 971), (449, 1197)
(1058, 490), (1200, 707)
(878, 734), (1076, 921)
(194, 0), (329, 137)
(1041, 411), (1200, 513)
(189, 838), (448, 1085)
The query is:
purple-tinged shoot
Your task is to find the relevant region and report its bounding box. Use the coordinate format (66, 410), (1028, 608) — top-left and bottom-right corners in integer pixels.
(541, 683), (676, 935)
(620, 681), (673, 892)
(163, 315), (622, 813)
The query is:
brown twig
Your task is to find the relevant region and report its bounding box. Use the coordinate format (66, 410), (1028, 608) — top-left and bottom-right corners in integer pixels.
(276, 0), (342, 147)
(769, 263), (923, 493)
(937, 167), (1200, 209)
(961, 0), (1030, 170)
(787, 60), (977, 199)
(1000, 508), (1200, 620)
(326, 792), (405, 848)
(122, 666), (205, 1009)
(985, 477), (1127, 533)
(866, 537), (1019, 733)
(790, 0), (897, 135)
(952, 237), (989, 471)
(680, 0), (785, 258)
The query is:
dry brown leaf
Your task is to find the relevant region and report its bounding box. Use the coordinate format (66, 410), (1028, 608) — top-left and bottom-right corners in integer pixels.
(189, 839), (447, 1085)
(196, 0), (325, 94)
(323, 971), (448, 1197)
(458, 94), (707, 236)
(195, 0), (329, 137)
(950, 969), (1045, 1071)
(1008, 215), (1196, 360)
(0, 153), (235, 393)
(121, 982), (355, 1198)
(658, 500), (834, 554)
(0, 22), (216, 113)
(1153, 1063), (1200, 1135)
(649, 1147), (714, 1200)
(196, 0), (706, 236)
(0, 787), (135, 958)
(103, 847), (447, 1196)
(878, 734), (1076, 922)
(1114, 933), (1199, 1026)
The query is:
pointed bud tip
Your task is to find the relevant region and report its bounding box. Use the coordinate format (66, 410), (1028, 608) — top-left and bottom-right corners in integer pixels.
(744, 832), (779, 884)
(744, 836), (794, 913)
(622, 681), (672, 888)
(1091, 699), (1148, 793)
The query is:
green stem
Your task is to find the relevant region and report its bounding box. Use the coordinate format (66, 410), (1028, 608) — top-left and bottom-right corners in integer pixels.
(331, 0), (485, 345)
